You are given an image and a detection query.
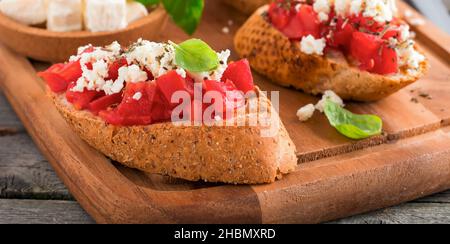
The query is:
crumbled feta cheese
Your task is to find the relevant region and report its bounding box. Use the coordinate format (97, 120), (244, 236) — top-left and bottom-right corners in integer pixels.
(404, 9), (413, 18)
(397, 40), (425, 72)
(313, 0), (331, 22)
(126, 40), (185, 79)
(410, 17), (425, 26)
(388, 37), (398, 47)
(104, 64), (148, 95)
(189, 49), (231, 83)
(334, 0), (350, 17)
(297, 104), (315, 122)
(294, 3), (302, 12)
(300, 35), (326, 56)
(315, 90), (345, 112)
(132, 92), (142, 101)
(349, 0), (364, 15)
(399, 25), (410, 41)
(363, 0), (394, 23)
(71, 44), (122, 92)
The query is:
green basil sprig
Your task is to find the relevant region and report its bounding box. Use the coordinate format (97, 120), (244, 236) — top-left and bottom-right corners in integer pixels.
(170, 39), (219, 72)
(324, 100), (383, 140)
(136, 0), (204, 35)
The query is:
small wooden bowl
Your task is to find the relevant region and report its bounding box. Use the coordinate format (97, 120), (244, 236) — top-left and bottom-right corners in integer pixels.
(0, 7), (168, 63)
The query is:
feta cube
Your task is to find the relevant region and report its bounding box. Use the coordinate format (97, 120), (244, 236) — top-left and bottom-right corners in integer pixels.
(47, 0), (82, 32)
(126, 1), (148, 24)
(84, 0), (127, 32)
(0, 0), (48, 25)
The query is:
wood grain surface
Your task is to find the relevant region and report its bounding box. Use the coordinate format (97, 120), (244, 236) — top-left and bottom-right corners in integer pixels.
(0, 0), (449, 224)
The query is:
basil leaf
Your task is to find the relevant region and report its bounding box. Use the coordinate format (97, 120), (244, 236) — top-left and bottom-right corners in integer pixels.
(171, 39), (219, 72)
(135, 0), (160, 6)
(324, 100), (383, 140)
(162, 0), (204, 35)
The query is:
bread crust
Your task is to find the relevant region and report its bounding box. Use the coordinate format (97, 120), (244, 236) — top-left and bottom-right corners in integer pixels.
(49, 88), (297, 184)
(234, 6), (429, 101)
(222, 0), (270, 15)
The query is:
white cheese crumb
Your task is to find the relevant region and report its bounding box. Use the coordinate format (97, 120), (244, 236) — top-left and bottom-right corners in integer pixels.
(297, 104), (315, 122)
(399, 25), (411, 41)
(189, 49), (231, 83)
(404, 9), (413, 18)
(132, 92), (142, 101)
(363, 0), (394, 23)
(410, 17), (425, 26)
(315, 90), (345, 112)
(334, 0), (350, 17)
(349, 0), (363, 15)
(222, 26), (230, 34)
(313, 0), (331, 22)
(300, 35), (326, 56)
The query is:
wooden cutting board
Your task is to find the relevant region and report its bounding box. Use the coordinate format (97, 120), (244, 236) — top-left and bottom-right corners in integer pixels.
(0, 0), (449, 223)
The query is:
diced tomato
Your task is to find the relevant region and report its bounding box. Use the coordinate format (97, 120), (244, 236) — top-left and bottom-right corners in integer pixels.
(38, 64), (68, 93)
(350, 31), (383, 71)
(149, 84), (173, 123)
(117, 82), (153, 117)
(382, 28), (400, 40)
(268, 2), (291, 30)
(281, 4), (320, 39)
(99, 110), (152, 126)
(106, 58), (128, 80)
(221, 59), (254, 94)
(328, 18), (356, 50)
(59, 61), (83, 83)
(88, 92), (123, 115)
(39, 61), (83, 93)
(155, 71), (192, 107)
(65, 83), (102, 110)
(372, 44), (398, 75)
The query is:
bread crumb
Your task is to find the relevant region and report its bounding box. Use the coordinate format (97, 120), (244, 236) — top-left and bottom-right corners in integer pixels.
(227, 20), (233, 26)
(297, 104), (315, 122)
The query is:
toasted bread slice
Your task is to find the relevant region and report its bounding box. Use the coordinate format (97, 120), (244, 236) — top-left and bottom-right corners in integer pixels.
(49, 88), (297, 184)
(234, 6), (429, 101)
(222, 0), (269, 15)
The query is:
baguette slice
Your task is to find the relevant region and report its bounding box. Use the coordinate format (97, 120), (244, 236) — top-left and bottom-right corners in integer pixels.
(222, 0), (270, 15)
(49, 88), (297, 184)
(234, 6), (429, 102)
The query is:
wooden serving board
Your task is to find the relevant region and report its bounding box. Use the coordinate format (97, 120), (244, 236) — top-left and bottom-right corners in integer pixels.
(0, 0), (449, 223)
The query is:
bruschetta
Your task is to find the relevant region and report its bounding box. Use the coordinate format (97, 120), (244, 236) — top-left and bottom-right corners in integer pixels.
(39, 39), (297, 184)
(234, 0), (429, 101)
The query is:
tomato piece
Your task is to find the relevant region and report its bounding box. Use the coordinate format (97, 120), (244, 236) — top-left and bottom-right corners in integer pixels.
(328, 17), (356, 50)
(155, 71), (191, 107)
(106, 58), (128, 80)
(38, 68), (68, 93)
(59, 61), (83, 84)
(268, 2), (291, 30)
(117, 82), (152, 117)
(350, 31), (383, 71)
(221, 59), (254, 94)
(98, 110), (152, 126)
(281, 4), (320, 39)
(382, 28), (400, 40)
(88, 92), (123, 115)
(372, 44), (398, 75)
(38, 61), (82, 93)
(66, 83), (101, 110)
(149, 85), (173, 123)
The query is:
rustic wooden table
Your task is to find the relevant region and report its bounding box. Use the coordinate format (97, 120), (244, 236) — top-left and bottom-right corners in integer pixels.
(0, 90), (448, 224)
